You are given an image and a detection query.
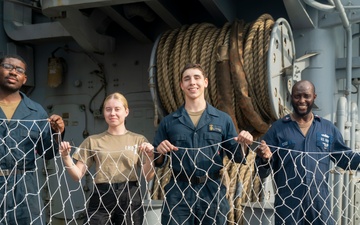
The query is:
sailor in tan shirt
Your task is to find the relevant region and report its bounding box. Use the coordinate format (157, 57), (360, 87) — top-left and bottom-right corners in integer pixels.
(60, 92), (154, 225)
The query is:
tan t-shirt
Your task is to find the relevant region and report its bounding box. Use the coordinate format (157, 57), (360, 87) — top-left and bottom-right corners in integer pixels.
(72, 130), (148, 184)
(0, 100), (21, 119)
(290, 113), (314, 136)
(188, 109), (205, 127)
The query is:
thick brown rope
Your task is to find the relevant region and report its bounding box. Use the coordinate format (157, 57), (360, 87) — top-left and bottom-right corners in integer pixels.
(172, 25), (189, 106)
(158, 29), (179, 113)
(244, 14), (276, 123)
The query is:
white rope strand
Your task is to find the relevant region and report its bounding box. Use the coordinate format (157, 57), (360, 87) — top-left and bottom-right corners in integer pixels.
(0, 119), (359, 224)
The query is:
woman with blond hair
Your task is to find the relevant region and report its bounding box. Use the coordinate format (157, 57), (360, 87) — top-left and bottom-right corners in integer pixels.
(60, 92), (154, 225)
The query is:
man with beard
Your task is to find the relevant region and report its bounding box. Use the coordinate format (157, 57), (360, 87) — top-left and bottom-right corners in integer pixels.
(255, 80), (360, 225)
(0, 55), (65, 225)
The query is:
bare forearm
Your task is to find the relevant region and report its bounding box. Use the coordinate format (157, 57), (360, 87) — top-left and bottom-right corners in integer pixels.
(142, 154), (155, 182)
(62, 155), (84, 182)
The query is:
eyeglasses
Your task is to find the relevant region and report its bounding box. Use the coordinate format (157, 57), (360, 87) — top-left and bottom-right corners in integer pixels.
(0, 63), (26, 74)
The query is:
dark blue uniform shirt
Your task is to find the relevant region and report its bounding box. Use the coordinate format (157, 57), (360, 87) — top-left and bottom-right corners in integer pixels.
(256, 114), (360, 225)
(153, 103), (245, 225)
(0, 92), (59, 225)
(154, 103), (245, 176)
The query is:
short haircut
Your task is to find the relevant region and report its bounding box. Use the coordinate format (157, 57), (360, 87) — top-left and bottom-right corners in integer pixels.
(0, 55), (27, 68)
(292, 80), (316, 94)
(180, 63), (207, 79)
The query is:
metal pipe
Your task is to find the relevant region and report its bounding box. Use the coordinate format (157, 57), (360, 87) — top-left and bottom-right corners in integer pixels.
(333, 1), (354, 223)
(303, 0), (335, 12)
(356, 123), (360, 151)
(351, 102), (358, 151)
(344, 121), (351, 224)
(334, 96), (347, 224)
(349, 102), (358, 224)
(333, 0), (351, 114)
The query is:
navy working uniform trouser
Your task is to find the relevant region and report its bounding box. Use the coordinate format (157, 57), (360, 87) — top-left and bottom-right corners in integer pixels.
(0, 170), (44, 225)
(161, 172), (228, 225)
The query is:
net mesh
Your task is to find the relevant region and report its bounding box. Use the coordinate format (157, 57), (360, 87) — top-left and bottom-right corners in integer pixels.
(0, 119), (359, 225)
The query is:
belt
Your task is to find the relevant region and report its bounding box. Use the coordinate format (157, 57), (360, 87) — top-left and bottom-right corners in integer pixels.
(0, 169), (27, 176)
(175, 172), (221, 184)
(96, 181), (138, 190)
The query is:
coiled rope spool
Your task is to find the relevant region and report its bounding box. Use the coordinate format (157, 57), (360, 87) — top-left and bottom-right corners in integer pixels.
(150, 13), (294, 224)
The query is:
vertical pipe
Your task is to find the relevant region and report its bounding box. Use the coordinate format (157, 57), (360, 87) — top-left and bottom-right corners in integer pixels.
(333, 1), (353, 224)
(356, 123), (360, 151)
(343, 121), (350, 225)
(349, 102), (358, 225)
(335, 96), (347, 224)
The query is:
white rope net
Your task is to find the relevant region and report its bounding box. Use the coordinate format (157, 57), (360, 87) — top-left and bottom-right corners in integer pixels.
(1, 119), (360, 225)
